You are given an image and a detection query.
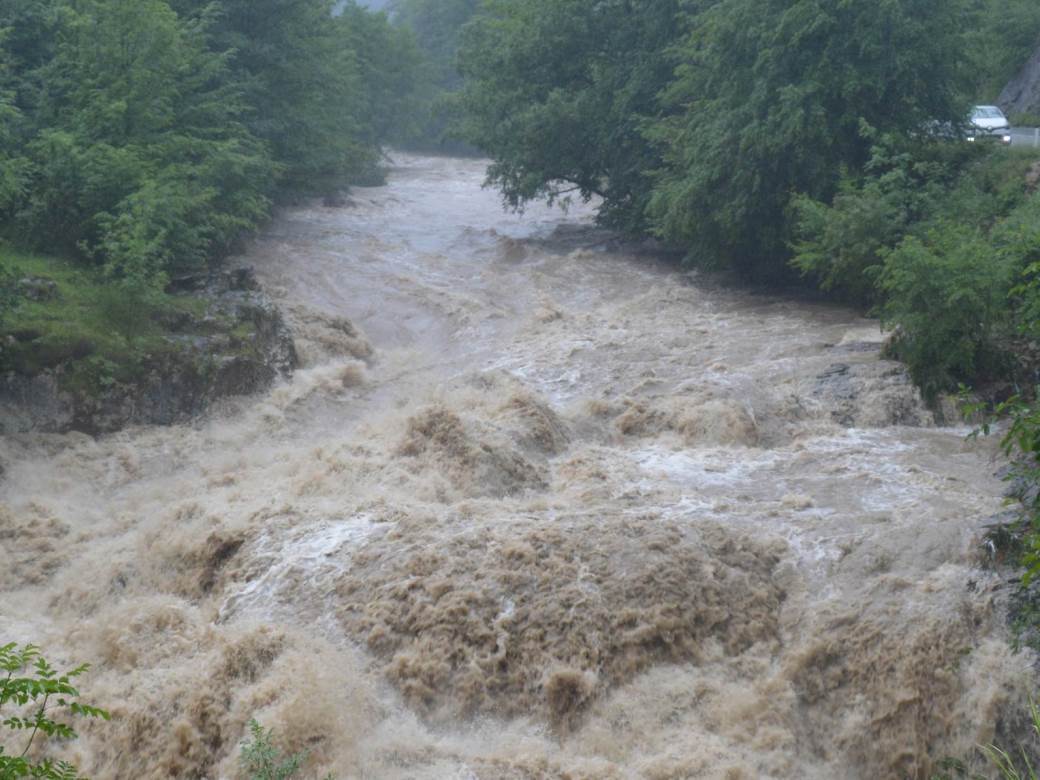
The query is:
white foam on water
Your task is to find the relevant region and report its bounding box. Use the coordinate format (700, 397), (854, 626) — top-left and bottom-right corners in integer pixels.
(218, 514), (384, 624)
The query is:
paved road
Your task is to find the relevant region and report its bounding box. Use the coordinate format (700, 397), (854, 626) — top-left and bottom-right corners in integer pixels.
(1011, 127), (1040, 147)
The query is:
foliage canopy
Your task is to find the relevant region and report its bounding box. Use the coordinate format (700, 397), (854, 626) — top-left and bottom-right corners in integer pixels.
(648, 0), (973, 274)
(458, 0), (682, 230)
(0, 0), (422, 292)
(457, 0), (1040, 277)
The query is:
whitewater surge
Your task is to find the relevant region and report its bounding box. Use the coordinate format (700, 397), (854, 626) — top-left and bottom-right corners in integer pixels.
(0, 154), (1033, 779)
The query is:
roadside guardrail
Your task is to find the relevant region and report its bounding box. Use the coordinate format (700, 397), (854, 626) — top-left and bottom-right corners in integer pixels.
(1011, 127), (1040, 147)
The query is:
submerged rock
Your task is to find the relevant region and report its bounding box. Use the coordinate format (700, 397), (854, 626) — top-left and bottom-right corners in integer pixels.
(812, 359), (933, 428)
(321, 191), (356, 208)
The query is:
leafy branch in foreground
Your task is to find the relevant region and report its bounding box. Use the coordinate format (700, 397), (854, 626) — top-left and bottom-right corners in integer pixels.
(0, 643), (109, 779)
(970, 391), (1040, 584)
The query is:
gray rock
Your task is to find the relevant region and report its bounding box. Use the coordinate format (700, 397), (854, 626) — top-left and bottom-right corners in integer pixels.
(1000, 45), (1040, 117)
(0, 372), (75, 433)
(151, 309), (195, 332)
(165, 272), (209, 294)
(166, 266), (259, 295)
(812, 360), (933, 428)
(17, 276), (59, 302)
(225, 267), (259, 292)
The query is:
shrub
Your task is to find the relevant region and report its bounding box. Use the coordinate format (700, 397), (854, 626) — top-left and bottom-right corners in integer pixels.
(878, 223), (1015, 400)
(796, 144), (1040, 398)
(1004, 198), (1040, 340)
(974, 393), (1040, 592)
(0, 262), (19, 328)
(791, 136), (984, 302)
(791, 175), (906, 302)
(240, 719), (332, 780)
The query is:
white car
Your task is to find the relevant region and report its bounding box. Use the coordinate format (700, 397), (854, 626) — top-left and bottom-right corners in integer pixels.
(968, 105), (1012, 144)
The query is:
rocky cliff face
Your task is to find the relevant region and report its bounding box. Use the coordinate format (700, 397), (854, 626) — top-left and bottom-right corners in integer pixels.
(1001, 45), (1040, 117)
(0, 268), (297, 436)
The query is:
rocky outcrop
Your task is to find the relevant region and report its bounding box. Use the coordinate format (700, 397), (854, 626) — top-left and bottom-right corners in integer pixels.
(1000, 44), (1040, 117)
(812, 359), (933, 428)
(16, 276), (58, 302)
(0, 268), (297, 435)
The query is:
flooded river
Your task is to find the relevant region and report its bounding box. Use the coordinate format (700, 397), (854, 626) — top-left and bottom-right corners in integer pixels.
(0, 154), (1033, 778)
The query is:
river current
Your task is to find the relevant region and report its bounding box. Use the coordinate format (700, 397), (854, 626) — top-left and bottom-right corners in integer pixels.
(1, 155), (1034, 778)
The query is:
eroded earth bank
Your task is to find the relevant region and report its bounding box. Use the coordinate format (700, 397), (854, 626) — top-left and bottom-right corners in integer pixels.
(0, 155), (1033, 779)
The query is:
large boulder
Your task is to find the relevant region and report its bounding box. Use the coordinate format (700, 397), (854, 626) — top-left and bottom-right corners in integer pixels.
(1000, 44), (1040, 117)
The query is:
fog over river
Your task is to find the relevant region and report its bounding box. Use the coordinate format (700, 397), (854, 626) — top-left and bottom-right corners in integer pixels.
(1, 155), (1034, 778)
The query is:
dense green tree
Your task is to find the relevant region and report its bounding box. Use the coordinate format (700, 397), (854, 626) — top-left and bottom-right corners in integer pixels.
(389, 0), (479, 151)
(790, 135), (981, 302)
(458, 0), (684, 230)
(0, 0), (63, 113)
(0, 0), (421, 285)
(0, 0), (425, 397)
(0, 31), (28, 214)
(793, 138), (1040, 395)
(21, 0), (276, 280)
(393, 0), (476, 92)
(878, 223), (1015, 400)
(647, 0), (974, 276)
(168, 0), (364, 192)
(337, 2), (425, 149)
(455, 0), (1035, 278)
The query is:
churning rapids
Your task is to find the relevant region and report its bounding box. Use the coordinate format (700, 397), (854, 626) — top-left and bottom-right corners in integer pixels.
(0, 155), (1035, 779)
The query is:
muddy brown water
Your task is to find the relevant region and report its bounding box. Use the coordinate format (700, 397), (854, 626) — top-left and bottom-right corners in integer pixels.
(1, 154), (1034, 779)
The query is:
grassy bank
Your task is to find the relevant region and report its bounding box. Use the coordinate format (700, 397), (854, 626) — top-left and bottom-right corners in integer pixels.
(0, 248), (202, 394)
(0, 244), (296, 434)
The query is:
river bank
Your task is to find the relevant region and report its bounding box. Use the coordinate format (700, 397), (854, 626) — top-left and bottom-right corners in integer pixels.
(0, 256), (296, 436)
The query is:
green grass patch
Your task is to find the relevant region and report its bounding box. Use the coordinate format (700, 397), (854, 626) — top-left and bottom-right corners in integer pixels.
(0, 247), (204, 393)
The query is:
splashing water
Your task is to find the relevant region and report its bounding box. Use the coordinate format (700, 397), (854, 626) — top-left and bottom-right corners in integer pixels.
(0, 154), (1032, 779)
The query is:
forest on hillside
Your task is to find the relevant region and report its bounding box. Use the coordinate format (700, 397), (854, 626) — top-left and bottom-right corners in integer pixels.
(0, 0), (426, 405)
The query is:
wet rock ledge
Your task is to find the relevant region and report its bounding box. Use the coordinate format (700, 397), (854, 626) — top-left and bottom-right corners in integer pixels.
(0, 267), (296, 435)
